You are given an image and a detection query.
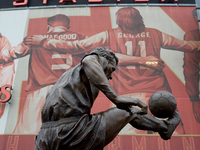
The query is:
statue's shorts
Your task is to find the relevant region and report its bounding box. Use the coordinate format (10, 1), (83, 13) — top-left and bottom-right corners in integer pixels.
(34, 113), (106, 150)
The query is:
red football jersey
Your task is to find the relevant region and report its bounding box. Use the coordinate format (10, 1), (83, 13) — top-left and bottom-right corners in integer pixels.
(184, 29), (200, 41)
(25, 30), (86, 92)
(107, 28), (171, 95)
(183, 29), (200, 98)
(33, 27), (200, 95)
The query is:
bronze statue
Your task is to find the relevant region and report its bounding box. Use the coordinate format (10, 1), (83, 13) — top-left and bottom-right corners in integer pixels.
(34, 47), (181, 150)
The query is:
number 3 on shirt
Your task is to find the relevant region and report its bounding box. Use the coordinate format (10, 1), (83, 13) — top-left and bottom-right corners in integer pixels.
(51, 53), (72, 70)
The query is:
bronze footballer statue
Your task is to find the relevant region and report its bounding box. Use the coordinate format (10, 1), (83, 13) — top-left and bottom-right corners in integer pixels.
(34, 47), (181, 150)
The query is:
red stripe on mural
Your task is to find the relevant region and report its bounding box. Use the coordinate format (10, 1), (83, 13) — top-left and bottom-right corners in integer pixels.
(160, 6), (198, 33)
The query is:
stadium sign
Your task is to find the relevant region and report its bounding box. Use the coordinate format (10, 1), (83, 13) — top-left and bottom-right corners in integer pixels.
(0, 85), (12, 103)
(13, 0), (179, 6)
(0, 0), (196, 9)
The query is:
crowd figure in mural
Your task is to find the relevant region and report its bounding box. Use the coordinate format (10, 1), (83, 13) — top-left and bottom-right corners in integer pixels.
(34, 47), (181, 150)
(0, 33), (14, 119)
(183, 9), (200, 124)
(0, 6), (199, 135)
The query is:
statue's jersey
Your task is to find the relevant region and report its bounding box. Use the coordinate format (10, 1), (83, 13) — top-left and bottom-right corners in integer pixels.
(37, 54), (108, 150)
(107, 28), (172, 95)
(41, 63), (94, 122)
(23, 29), (86, 92)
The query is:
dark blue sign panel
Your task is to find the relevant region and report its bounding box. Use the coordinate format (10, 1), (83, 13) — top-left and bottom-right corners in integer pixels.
(0, 0), (196, 9)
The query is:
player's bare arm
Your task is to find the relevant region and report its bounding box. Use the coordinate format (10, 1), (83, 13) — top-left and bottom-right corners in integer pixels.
(0, 40), (31, 65)
(24, 35), (87, 53)
(0, 43), (30, 65)
(24, 31), (109, 54)
(81, 54), (147, 114)
(162, 32), (200, 52)
(115, 53), (164, 71)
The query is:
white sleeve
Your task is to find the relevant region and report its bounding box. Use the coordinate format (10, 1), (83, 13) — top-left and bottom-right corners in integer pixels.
(161, 32), (200, 53)
(42, 31), (109, 54)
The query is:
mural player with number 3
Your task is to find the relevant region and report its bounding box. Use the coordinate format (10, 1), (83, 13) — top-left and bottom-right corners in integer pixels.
(0, 14), (87, 133)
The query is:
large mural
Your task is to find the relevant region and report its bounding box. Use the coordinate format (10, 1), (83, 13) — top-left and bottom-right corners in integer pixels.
(0, 6), (199, 150)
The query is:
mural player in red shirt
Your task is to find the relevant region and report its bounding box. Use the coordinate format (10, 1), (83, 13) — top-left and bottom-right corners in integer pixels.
(1, 14), (87, 133)
(183, 9), (200, 123)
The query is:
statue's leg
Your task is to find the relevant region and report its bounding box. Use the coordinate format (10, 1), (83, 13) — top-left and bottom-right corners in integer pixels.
(103, 107), (166, 146)
(103, 107), (180, 146)
(129, 108), (181, 140)
(103, 107), (137, 146)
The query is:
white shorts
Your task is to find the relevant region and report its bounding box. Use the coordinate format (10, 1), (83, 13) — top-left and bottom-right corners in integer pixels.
(13, 85), (53, 134)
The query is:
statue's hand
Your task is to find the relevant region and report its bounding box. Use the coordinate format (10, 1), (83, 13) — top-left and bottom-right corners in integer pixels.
(137, 105), (148, 115)
(116, 96), (147, 115)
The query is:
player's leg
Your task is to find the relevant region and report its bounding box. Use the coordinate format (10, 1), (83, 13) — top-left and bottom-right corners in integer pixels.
(103, 107), (168, 146)
(117, 93), (152, 134)
(0, 103), (6, 119)
(0, 63), (15, 87)
(14, 85), (53, 133)
(104, 106), (181, 145)
(0, 64), (14, 122)
(129, 110), (181, 140)
(13, 90), (44, 133)
(103, 107), (138, 146)
(157, 110), (181, 140)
